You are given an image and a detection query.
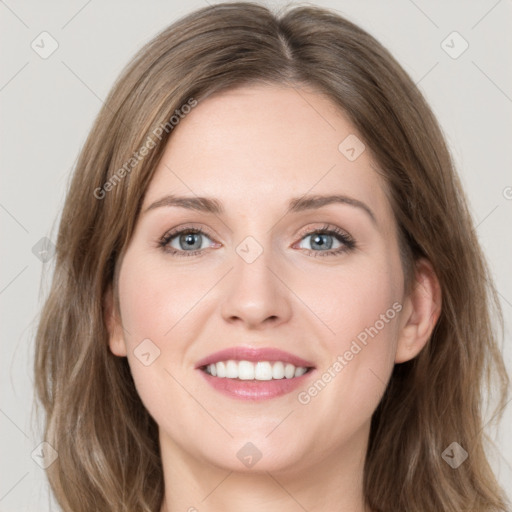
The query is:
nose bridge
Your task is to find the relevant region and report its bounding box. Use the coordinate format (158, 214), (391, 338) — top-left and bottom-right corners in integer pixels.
(219, 230), (292, 327)
(235, 234), (275, 288)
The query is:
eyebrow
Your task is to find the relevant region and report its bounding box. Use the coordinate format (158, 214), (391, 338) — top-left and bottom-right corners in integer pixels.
(143, 193), (376, 225)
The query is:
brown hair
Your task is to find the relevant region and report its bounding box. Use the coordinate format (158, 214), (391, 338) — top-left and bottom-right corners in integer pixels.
(34, 2), (510, 511)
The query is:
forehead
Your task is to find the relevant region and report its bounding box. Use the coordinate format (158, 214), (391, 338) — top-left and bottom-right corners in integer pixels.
(143, 84), (391, 221)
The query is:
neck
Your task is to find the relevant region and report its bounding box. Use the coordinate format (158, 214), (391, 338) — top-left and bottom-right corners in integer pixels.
(158, 427), (371, 512)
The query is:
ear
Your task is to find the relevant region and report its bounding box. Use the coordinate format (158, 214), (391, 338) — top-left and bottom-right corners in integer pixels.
(104, 283), (127, 357)
(395, 258), (442, 363)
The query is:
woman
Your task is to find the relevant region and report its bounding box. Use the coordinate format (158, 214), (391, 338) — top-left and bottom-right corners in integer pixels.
(34, 2), (510, 511)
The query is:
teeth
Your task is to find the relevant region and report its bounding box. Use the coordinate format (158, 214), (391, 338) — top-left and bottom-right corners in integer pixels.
(255, 361), (273, 380)
(226, 360), (238, 378)
(272, 361), (285, 379)
(239, 360), (254, 380)
(216, 361), (226, 378)
(204, 360), (310, 380)
(294, 366), (307, 377)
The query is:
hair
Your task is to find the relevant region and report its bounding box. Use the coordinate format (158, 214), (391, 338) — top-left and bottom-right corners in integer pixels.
(33, 2), (510, 511)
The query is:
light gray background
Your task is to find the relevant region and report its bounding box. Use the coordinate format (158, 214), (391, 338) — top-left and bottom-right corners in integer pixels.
(1, 1), (511, 510)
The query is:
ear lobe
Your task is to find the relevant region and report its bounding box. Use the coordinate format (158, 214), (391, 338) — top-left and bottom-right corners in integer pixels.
(104, 284), (127, 357)
(395, 258), (442, 364)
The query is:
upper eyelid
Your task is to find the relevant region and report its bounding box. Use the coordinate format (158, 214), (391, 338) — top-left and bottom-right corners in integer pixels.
(160, 223), (216, 241)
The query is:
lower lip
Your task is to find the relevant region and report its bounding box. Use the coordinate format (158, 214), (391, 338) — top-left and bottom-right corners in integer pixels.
(197, 368), (316, 401)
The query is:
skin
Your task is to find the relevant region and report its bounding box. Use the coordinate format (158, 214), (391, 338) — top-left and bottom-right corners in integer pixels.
(105, 83), (441, 512)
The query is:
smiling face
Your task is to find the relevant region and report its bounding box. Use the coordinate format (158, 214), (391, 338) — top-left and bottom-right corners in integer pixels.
(106, 83), (425, 476)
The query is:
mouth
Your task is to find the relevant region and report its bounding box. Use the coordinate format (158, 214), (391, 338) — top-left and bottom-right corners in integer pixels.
(200, 360), (314, 380)
(195, 346), (316, 400)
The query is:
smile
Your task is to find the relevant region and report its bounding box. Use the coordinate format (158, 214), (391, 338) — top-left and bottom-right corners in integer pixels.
(202, 360), (312, 380)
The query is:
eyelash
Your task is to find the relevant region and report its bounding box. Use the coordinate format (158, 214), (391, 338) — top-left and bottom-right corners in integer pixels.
(157, 223), (356, 258)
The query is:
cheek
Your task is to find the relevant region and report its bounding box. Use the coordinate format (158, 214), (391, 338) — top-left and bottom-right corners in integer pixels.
(294, 253), (402, 429)
(290, 289), (400, 453)
(118, 250), (212, 342)
(300, 247), (402, 355)
(115, 250), (217, 422)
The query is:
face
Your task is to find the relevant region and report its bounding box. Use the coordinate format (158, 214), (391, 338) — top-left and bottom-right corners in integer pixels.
(107, 83), (416, 475)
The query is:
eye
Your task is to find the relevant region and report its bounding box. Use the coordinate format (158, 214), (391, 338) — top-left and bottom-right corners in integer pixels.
(158, 225), (219, 257)
(294, 224), (356, 257)
(158, 223), (356, 258)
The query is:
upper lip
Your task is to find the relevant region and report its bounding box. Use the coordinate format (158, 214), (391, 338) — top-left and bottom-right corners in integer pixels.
(195, 346), (315, 369)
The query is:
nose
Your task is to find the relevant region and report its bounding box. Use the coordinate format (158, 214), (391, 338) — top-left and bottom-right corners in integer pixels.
(220, 241), (293, 329)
